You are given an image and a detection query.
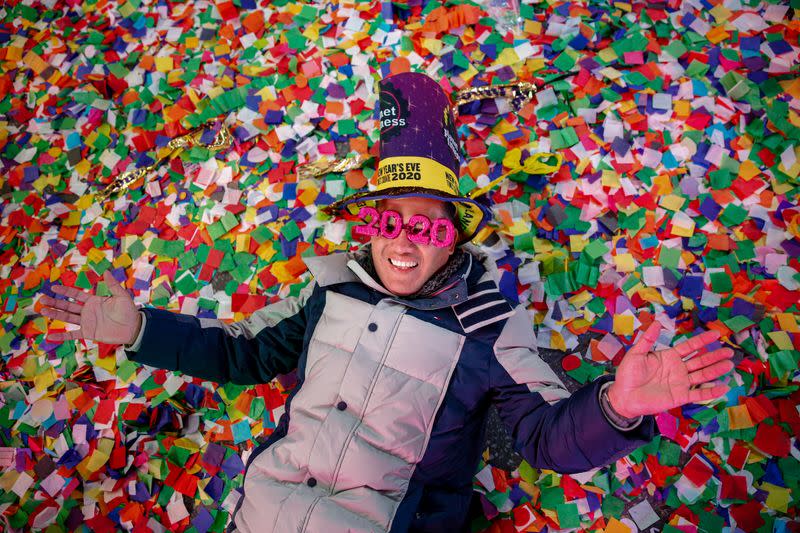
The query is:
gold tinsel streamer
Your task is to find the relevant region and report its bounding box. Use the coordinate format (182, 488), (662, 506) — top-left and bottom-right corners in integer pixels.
(453, 73), (574, 113)
(453, 81), (540, 112)
(296, 155), (367, 179)
(95, 122), (232, 201)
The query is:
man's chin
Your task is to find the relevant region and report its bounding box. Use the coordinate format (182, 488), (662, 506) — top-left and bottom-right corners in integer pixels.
(381, 273), (423, 296)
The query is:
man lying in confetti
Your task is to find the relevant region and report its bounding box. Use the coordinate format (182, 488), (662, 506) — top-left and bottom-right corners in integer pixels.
(40, 72), (735, 533)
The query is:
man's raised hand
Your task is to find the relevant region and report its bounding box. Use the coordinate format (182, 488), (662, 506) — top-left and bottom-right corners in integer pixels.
(40, 270), (141, 346)
(607, 321), (735, 419)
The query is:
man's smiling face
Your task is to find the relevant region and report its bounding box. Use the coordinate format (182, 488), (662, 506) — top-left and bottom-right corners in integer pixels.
(369, 197), (457, 296)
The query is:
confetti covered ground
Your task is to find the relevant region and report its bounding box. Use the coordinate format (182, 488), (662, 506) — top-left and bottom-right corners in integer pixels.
(1, 0), (800, 531)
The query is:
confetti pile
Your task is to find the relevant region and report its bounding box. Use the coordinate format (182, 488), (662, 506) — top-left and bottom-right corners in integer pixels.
(1, 0), (799, 531)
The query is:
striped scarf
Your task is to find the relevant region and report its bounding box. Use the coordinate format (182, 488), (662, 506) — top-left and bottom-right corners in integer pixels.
(353, 245), (467, 299)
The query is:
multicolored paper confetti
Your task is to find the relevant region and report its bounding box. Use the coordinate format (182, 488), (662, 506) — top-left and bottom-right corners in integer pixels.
(1, 0), (799, 531)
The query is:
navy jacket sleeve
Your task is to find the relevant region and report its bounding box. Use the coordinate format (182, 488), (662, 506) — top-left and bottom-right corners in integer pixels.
(123, 282), (316, 385)
(488, 307), (658, 473)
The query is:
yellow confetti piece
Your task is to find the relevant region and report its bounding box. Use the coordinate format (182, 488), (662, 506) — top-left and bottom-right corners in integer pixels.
(598, 48), (619, 64)
(113, 254), (133, 269)
(422, 38), (442, 55)
(763, 483), (790, 513)
(550, 331), (567, 351)
(460, 63), (479, 82)
(601, 170), (621, 188)
(613, 314), (634, 336)
(505, 219), (529, 236)
(569, 235), (587, 252)
(496, 48), (521, 66)
(604, 517), (633, 533)
(674, 100), (691, 117)
(739, 159), (761, 180)
(706, 26), (730, 44)
(670, 218), (695, 238)
(173, 438), (200, 453)
(653, 174), (674, 195)
(614, 253), (636, 273)
(33, 367), (56, 392)
(776, 313), (799, 333)
(94, 354), (116, 374)
(155, 56), (173, 72)
(710, 4), (732, 21)
(23, 50), (48, 74)
(256, 242), (276, 262)
(76, 450), (108, 479)
(167, 69), (183, 85)
(637, 287), (666, 305)
(659, 194), (684, 211)
(767, 331), (793, 351)
(236, 234), (250, 253)
(524, 20), (542, 35)
(727, 405), (754, 429)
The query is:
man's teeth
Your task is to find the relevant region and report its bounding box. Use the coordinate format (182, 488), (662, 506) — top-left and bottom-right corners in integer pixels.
(389, 258), (418, 268)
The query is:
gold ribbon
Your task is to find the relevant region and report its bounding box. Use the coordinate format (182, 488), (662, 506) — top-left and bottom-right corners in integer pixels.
(453, 81), (539, 112)
(453, 73), (574, 113)
(95, 123), (232, 201)
(296, 155), (367, 179)
(469, 152), (563, 199)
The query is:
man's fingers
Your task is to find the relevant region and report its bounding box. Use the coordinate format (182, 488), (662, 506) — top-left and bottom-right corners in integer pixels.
(685, 347), (734, 372)
(50, 284), (90, 303)
(688, 384), (729, 403)
(40, 295), (83, 315)
(671, 329), (721, 358)
(688, 360), (734, 386)
(46, 329), (83, 342)
(41, 307), (81, 326)
(104, 270), (130, 299)
(628, 321), (662, 357)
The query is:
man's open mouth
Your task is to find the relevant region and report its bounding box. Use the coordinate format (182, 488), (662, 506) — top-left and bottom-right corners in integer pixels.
(388, 258), (418, 269)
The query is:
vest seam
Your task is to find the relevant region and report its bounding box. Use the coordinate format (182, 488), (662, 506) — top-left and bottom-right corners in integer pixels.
(386, 333), (466, 529)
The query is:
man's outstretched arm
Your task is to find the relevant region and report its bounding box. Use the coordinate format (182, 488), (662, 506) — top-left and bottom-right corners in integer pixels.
(41, 269), (314, 385)
(123, 282), (316, 385)
(488, 308), (732, 473)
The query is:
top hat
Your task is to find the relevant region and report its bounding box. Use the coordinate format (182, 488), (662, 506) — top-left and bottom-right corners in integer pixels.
(322, 72), (492, 244)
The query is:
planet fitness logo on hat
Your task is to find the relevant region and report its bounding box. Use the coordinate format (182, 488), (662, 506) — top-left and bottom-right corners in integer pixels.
(442, 108), (460, 164)
(379, 81), (408, 140)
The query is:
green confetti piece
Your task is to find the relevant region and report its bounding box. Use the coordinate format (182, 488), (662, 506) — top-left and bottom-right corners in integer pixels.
(540, 486), (565, 509)
(550, 127), (579, 149)
(686, 60), (710, 78)
(710, 272), (733, 293)
(556, 503), (580, 529)
(659, 246), (681, 269)
(770, 350), (800, 380)
(220, 211), (239, 232)
(583, 239), (610, 262)
(280, 219), (301, 241)
(663, 40), (688, 58)
(0, 331), (14, 353)
(719, 204), (748, 226)
(296, 4), (318, 22)
(601, 494), (625, 518)
(724, 315), (755, 333)
(207, 220), (227, 241)
(486, 143), (506, 164)
(552, 51), (575, 71)
(338, 119), (357, 135)
(734, 240), (755, 262)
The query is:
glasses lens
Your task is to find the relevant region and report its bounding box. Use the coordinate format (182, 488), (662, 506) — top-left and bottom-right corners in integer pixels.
(409, 220), (427, 236)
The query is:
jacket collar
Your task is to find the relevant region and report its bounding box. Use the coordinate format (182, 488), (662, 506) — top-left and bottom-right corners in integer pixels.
(304, 246), (490, 311)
